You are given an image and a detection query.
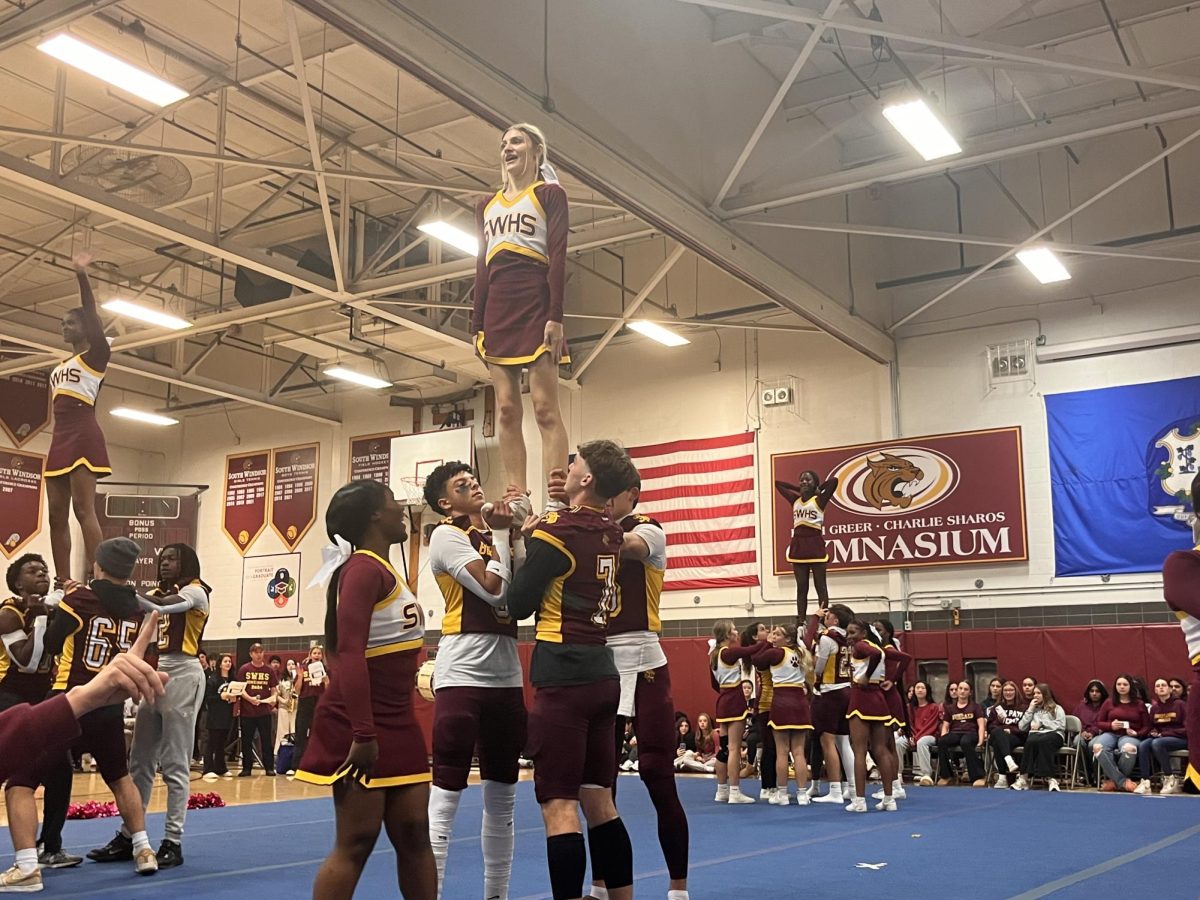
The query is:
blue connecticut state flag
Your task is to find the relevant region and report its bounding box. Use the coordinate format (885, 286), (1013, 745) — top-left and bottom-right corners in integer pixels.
(1045, 375), (1200, 576)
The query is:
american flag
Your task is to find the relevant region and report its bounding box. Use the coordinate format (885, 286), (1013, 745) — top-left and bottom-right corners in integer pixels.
(627, 432), (759, 592)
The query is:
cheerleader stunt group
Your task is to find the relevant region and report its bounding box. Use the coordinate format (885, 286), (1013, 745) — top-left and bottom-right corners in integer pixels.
(1, 120), (1198, 900)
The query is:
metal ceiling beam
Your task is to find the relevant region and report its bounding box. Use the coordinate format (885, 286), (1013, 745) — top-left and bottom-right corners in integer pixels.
(0, 149), (342, 299)
(573, 244), (686, 379)
(679, 0), (1200, 92)
(0, 321), (340, 424)
(713, 0), (842, 204)
(890, 118), (1200, 331)
(284, 5), (346, 293)
(739, 219), (1200, 265)
(0, 0), (121, 52)
(294, 0), (894, 364)
(722, 91), (1200, 216)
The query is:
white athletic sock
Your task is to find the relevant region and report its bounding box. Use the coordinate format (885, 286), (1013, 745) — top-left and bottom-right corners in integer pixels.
(589, 886), (609, 900)
(836, 734), (855, 792)
(667, 891), (690, 900)
(427, 786), (462, 897)
(481, 781), (516, 900)
(15, 848), (37, 875)
(130, 831), (150, 854)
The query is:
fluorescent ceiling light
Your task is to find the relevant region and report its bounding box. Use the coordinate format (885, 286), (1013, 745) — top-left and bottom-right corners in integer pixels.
(37, 34), (188, 107)
(111, 407), (178, 427)
(417, 220), (479, 256)
(627, 320), (690, 347)
(326, 366), (391, 390)
(102, 298), (191, 331)
(1016, 247), (1071, 284)
(881, 98), (962, 161)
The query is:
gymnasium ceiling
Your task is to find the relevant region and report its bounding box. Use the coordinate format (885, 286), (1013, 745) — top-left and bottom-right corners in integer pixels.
(1, 0), (1199, 423)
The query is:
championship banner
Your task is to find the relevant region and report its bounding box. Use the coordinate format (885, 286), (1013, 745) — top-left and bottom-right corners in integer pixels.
(0, 449), (44, 558)
(270, 443), (319, 551)
(95, 493), (199, 593)
(348, 431), (399, 483)
(240, 552), (300, 620)
(0, 365), (50, 448)
(222, 451), (270, 555)
(771, 428), (1027, 573)
(1046, 375), (1200, 576)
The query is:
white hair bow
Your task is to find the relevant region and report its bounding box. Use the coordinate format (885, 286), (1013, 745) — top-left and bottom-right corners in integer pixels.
(540, 161), (560, 184)
(308, 534), (353, 588)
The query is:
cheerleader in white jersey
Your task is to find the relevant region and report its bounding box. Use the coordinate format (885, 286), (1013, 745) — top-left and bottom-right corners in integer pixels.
(774, 470), (838, 620)
(472, 124), (569, 516)
(751, 623), (815, 806)
(44, 254), (111, 582)
(844, 620), (896, 813)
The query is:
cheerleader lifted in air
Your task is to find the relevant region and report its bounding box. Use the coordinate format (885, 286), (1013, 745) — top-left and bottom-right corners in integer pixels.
(45, 254), (111, 584)
(473, 124), (569, 518)
(775, 470), (838, 621)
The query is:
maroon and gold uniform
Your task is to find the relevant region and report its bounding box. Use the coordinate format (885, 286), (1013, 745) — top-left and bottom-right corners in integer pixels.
(882, 644), (913, 728)
(433, 516), (518, 641)
(508, 505), (622, 802)
(47, 583), (140, 692)
(0, 599), (52, 707)
(846, 640), (891, 722)
(1162, 546), (1200, 792)
(812, 626), (852, 736)
(471, 181), (570, 367)
(154, 581), (209, 656)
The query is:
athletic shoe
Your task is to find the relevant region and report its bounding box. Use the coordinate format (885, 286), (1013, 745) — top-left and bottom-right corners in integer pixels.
(1121, 779), (1138, 793)
(238, 771), (252, 778)
(155, 841), (182, 869)
(727, 788), (755, 804)
(713, 785), (729, 802)
(202, 772), (219, 782)
(265, 770), (276, 777)
(134, 847), (158, 876)
(971, 778), (987, 787)
(1100, 780), (1116, 792)
(812, 788), (844, 804)
(769, 791), (790, 806)
(286, 769), (296, 776)
(1162, 775), (1182, 795)
(0, 864), (42, 892)
(1133, 779), (1152, 795)
(36, 849), (81, 869)
(517, 757), (534, 770)
(1010, 775), (1029, 791)
(509, 495), (533, 523)
(795, 793), (812, 806)
(871, 788), (884, 800)
(993, 775), (1008, 789)
(1004, 755), (1019, 773)
(918, 775), (933, 786)
(892, 784), (907, 800)
(222, 772), (233, 779)
(87, 832), (133, 862)
(844, 797), (867, 813)
(1048, 779), (1061, 793)
(875, 796), (898, 812)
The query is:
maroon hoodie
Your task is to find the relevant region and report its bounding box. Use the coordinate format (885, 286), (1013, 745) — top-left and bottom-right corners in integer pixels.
(1149, 698), (1187, 739)
(1096, 698), (1152, 737)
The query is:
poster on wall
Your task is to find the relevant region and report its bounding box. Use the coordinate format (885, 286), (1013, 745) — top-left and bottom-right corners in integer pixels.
(240, 552), (300, 620)
(222, 450), (270, 555)
(1046, 375), (1200, 575)
(0, 449), (44, 558)
(95, 493), (199, 593)
(349, 431), (399, 483)
(0, 365), (50, 448)
(270, 443), (319, 551)
(771, 427), (1028, 574)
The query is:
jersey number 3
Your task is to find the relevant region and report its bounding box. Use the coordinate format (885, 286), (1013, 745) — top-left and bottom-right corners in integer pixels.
(591, 554), (618, 627)
(83, 616), (138, 672)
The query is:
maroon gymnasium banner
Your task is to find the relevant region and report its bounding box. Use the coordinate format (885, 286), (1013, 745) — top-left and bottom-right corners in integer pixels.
(0, 449), (44, 558)
(222, 451), (270, 555)
(0, 362), (50, 448)
(95, 493), (199, 593)
(270, 442), (319, 551)
(771, 427), (1027, 573)
(348, 431), (399, 483)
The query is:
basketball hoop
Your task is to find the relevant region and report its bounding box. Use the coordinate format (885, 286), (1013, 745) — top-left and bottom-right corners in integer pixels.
(395, 477), (425, 508)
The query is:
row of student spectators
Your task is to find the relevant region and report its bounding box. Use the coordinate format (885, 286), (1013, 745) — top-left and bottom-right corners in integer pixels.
(667, 673), (1189, 794)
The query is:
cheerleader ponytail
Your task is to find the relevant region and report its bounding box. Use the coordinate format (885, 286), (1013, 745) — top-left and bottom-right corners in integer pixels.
(319, 480), (392, 653)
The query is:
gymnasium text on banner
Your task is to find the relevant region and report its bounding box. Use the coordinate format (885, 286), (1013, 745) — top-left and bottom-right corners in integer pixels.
(627, 432), (759, 591)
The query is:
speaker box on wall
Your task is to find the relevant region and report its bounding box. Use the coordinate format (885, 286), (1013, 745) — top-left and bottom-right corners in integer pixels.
(234, 267), (292, 307)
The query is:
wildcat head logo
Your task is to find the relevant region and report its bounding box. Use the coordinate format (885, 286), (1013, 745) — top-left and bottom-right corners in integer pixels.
(830, 446), (959, 516)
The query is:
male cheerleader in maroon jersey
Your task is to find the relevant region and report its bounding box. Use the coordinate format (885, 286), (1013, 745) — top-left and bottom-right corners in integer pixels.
(474, 123), (570, 516)
(592, 475), (689, 900)
(6, 538), (157, 881)
(424, 463), (527, 900)
(507, 441), (640, 900)
(1162, 471), (1200, 794)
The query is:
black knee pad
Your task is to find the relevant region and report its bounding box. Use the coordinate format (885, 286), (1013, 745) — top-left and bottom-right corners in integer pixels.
(587, 818), (633, 890)
(716, 735), (730, 764)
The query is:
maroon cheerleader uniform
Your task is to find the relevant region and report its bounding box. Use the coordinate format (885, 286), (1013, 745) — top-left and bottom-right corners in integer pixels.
(1162, 546), (1200, 793)
(774, 478), (838, 564)
(753, 645), (812, 730)
(295, 551), (430, 789)
(711, 642), (764, 723)
(882, 644), (914, 728)
(846, 640), (891, 722)
(472, 181), (571, 367)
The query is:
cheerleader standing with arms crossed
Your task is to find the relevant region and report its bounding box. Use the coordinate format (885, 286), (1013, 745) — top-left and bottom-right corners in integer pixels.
(844, 620), (897, 813)
(774, 471), (837, 621)
(296, 480), (435, 899)
(752, 623), (815, 806)
(45, 253), (111, 583)
(709, 621), (766, 804)
(473, 124), (569, 517)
